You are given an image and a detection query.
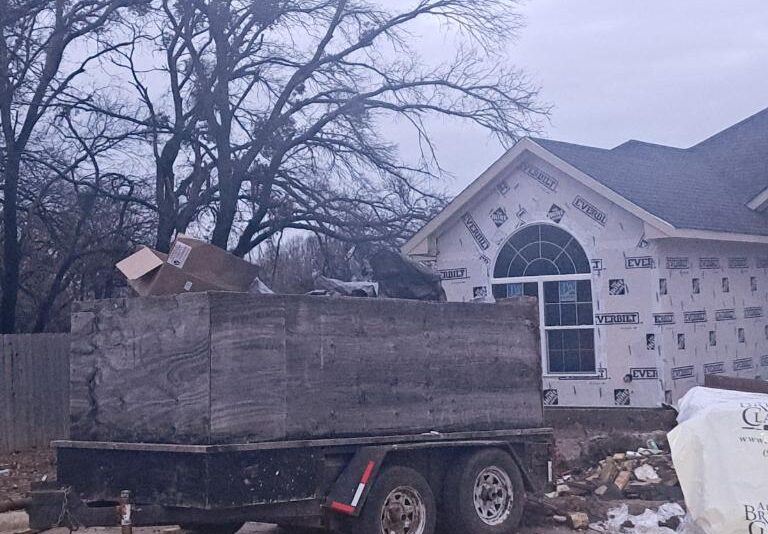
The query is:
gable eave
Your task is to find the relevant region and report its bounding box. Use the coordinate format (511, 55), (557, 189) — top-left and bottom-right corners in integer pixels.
(747, 186), (768, 212)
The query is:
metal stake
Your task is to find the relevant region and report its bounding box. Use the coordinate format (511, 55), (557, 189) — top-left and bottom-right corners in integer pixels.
(118, 490), (132, 534)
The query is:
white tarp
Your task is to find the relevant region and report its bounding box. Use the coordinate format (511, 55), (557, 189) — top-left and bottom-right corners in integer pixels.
(669, 386), (768, 534)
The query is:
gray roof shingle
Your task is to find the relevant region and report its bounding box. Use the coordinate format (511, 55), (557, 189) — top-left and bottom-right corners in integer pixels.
(532, 107), (768, 236)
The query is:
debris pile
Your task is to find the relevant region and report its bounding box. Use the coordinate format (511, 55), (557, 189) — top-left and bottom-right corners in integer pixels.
(548, 440), (683, 504)
(528, 439), (687, 531)
(0, 449), (55, 502)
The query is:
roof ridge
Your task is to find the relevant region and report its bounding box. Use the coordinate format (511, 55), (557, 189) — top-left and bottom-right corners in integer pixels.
(612, 139), (683, 151)
(692, 105), (768, 148)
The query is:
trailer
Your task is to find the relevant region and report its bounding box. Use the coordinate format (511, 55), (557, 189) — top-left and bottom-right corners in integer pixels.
(29, 292), (554, 534)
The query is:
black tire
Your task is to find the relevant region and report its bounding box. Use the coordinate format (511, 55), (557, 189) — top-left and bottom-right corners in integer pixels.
(441, 449), (525, 534)
(348, 465), (436, 534)
(180, 522), (245, 534)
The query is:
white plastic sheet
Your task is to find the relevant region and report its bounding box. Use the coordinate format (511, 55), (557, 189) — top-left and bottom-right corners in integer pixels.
(588, 503), (686, 533)
(669, 386), (768, 534)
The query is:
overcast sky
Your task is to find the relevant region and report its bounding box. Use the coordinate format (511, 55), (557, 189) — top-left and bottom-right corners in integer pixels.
(426, 0), (768, 193)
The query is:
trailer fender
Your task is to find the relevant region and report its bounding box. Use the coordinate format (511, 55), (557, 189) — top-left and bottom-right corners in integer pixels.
(325, 446), (388, 517)
(324, 440), (541, 517)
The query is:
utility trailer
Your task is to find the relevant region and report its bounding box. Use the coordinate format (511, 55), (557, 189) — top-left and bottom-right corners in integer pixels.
(29, 292), (554, 534)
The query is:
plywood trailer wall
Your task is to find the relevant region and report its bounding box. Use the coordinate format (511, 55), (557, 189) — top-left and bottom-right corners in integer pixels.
(70, 292), (543, 445)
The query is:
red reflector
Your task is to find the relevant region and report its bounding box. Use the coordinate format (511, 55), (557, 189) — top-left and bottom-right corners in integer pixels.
(330, 501), (355, 515)
(361, 461), (375, 484)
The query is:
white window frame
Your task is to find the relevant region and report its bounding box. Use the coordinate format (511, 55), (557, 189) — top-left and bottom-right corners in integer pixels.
(492, 272), (596, 377)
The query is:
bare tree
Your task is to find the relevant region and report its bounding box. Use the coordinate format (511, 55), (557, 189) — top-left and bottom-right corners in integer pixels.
(258, 233), (355, 294)
(0, 0), (145, 331)
(81, 0), (546, 256)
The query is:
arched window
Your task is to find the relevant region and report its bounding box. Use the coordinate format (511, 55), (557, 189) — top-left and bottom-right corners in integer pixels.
(494, 224), (590, 278)
(492, 224), (595, 375)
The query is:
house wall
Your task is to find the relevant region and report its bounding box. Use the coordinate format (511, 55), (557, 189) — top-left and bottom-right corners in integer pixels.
(653, 238), (768, 403)
(429, 153), (768, 407)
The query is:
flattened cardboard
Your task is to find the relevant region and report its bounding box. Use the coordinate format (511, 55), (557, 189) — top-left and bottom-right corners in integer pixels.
(116, 246), (165, 280)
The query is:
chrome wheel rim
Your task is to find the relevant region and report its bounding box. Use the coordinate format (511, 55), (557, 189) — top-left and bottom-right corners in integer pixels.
(380, 485), (427, 534)
(473, 466), (513, 525)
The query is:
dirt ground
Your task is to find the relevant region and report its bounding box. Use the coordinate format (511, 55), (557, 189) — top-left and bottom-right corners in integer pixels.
(0, 521), (574, 534)
(0, 448), (55, 501)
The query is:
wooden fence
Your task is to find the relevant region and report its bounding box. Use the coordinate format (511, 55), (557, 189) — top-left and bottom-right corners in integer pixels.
(0, 334), (70, 453)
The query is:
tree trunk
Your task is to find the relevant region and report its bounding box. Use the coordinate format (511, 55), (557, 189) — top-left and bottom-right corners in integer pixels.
(1, 155), (21, 333)
(211, 177), (237, 249)
(155, 190), (176, 253)
(32, 254), (76, 333)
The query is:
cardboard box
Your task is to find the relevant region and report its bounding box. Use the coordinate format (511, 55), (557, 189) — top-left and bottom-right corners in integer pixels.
(116, 236), (262, 296)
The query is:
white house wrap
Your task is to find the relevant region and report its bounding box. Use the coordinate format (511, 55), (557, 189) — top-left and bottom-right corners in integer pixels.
(403, 107), (768, 408)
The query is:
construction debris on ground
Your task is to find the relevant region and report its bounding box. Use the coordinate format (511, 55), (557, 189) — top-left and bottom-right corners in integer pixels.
(528, 439), (687, 532)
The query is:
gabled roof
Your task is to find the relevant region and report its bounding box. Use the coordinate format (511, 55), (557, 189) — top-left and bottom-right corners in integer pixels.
(403, 107), (768, 255)
(533, 111), (768, 236)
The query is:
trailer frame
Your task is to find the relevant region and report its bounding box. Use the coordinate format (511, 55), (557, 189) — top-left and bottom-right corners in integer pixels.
(29, 427), (554, 533)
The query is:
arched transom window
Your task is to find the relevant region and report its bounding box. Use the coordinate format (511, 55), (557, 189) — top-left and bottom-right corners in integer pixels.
(492, 224), (595, 376)
(494, 224), (591, 278)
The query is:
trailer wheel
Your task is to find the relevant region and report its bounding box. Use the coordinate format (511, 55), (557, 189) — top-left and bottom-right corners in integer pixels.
(349, 465), (436, 534)
(441, 449), (525, 534)
(180, 522), (245, 534)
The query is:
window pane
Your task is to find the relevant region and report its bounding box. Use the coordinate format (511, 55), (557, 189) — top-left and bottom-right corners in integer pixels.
(562, 329), (578, 348)
(547, 330), (563, 350)
(493, 244), (518, 278)
(559, 281), (577, 302)
(545, 304), (560, 326)
(561, 303), (577, 325)
(507, 283), (523, 297)
(540, 224), (571, 249)
(523, 282), (539, 298)
(554, 252), (576, 274)
(510, 225), (539, 249)
(565, 239), (590, 273)
(579, 329), (595, 350)
(548, 351), (564, 373)
(540, 242), (561, 262)
(544, 281), (559, 303)
(577, 303), (594, 325)
(563, 351), (580, 372)
(492, 284), (507, 299)
(577, 280), (592, 302)
(572, 253), (591, 274)
(525, 258), (558, 276)
(580, 350), (595, 372)
(519, 242), (541, 262)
